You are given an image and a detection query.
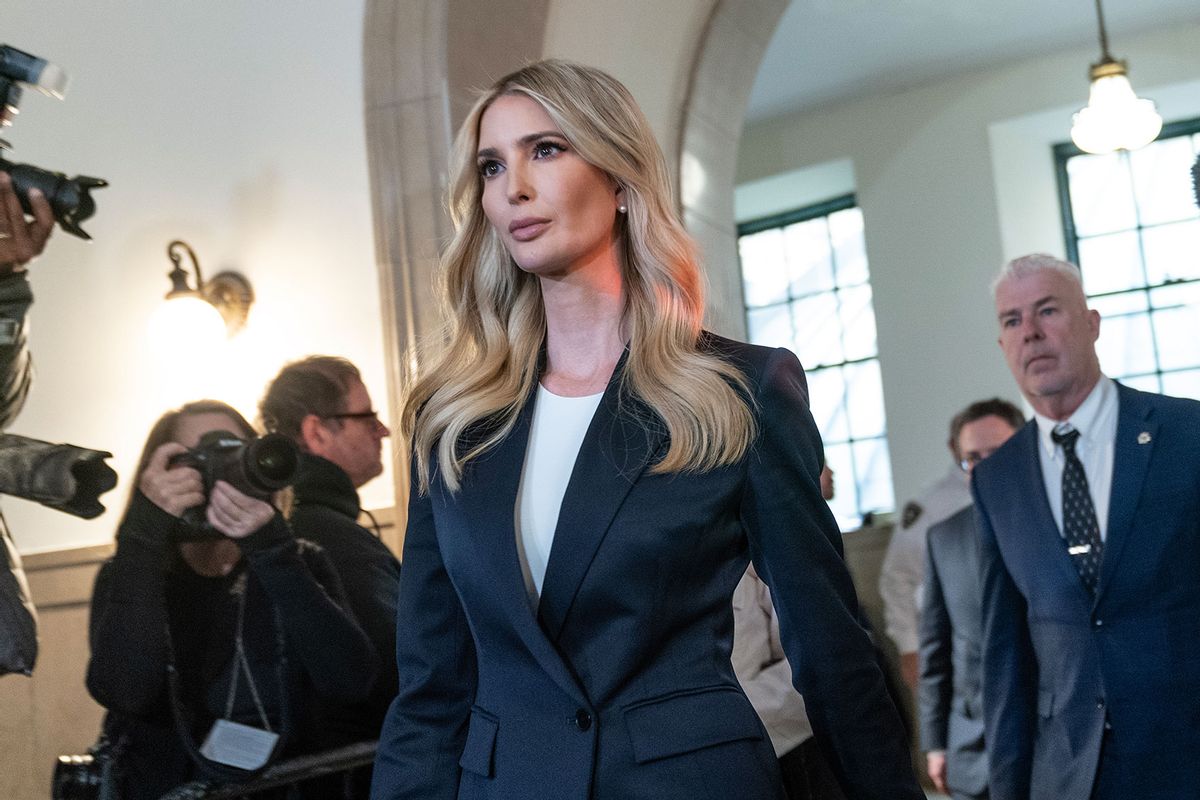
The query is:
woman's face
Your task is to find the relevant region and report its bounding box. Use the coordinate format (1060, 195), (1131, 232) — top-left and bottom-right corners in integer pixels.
(173, 412), (244, 449)
(476, 93), (623, 279)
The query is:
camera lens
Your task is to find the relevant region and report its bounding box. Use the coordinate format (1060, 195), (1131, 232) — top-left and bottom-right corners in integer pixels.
(245, 434), (299, 491)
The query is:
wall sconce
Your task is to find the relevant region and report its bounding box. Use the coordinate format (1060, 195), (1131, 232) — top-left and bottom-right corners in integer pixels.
(158, 239), (254, 339)
(1069, 0), (1162, 154)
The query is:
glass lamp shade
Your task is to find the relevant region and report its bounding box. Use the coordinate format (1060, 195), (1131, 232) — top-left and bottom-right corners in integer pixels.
(1071, 71), (1163, 154)
(148, 294), (227, 353)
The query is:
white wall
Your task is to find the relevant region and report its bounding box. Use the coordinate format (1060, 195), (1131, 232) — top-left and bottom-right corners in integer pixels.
(737, 22), (1200, 507)
(3, 2), (393, 552)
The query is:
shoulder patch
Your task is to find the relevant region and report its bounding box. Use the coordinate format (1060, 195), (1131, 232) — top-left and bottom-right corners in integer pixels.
(901, 501), (923, 529)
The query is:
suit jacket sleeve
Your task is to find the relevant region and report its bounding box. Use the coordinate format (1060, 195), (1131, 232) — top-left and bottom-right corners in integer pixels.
(740, 347), (922, 799)
(371, 459), (477, 800)
(917, 526), (952, 752)
(974, 478), (1037, 800)
(731, 568), (812, 756)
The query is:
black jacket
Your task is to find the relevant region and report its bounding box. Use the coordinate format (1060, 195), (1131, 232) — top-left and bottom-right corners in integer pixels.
(87, 492), (376, 800)
(289, 454), (401, 743)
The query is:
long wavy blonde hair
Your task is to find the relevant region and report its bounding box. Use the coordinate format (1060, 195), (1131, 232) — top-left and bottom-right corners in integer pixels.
(406, 60), (755, 492)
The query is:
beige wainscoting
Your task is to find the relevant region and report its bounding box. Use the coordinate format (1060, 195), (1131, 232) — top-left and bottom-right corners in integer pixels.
(0, 508), (399, 800)
(1, 543), (111, 800)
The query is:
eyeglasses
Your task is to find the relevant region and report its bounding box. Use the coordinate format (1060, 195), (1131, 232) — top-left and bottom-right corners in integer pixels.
(958, 450), (997, 472)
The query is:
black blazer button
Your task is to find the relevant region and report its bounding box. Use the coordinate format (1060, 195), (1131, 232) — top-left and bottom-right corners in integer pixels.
(574, 709), (593, 731)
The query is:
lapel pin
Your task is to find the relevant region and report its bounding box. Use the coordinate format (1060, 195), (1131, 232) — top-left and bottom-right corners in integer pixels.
(1137, 431), (1151, 445)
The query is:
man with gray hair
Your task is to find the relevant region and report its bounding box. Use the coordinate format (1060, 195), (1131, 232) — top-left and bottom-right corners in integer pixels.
(974, 253), (1200, 800)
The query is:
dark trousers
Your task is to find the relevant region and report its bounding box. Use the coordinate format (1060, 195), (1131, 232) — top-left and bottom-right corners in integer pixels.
(778, 738), (847, 800)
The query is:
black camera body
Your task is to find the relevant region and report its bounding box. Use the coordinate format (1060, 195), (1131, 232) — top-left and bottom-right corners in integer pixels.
(168, 430), (299, 537)
(1, 44), (106, 240)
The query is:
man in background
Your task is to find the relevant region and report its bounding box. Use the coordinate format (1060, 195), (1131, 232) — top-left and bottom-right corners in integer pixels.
(260, 357), (401, 782)
(880, 445), (972, 689)
(976, 254), (1200, 799)
(919, 398), (1023, 800)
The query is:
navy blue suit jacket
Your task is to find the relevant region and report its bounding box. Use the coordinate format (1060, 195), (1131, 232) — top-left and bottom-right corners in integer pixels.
(370, 338), (921, 800)
(919, 504), (988, 798)
(973, 383), (1200, 800)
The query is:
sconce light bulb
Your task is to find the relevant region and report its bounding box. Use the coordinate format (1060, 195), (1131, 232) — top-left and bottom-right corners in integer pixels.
(148, 294), (227, 352)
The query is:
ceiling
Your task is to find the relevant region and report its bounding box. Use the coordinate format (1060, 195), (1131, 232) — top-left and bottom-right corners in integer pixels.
(746, 0), (1200, 123)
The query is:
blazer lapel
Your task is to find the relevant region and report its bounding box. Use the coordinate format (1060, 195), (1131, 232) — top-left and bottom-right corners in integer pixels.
(1096, 384), (1156, 604)
(537, 354), (667, 642)
(1016, 423), (1094, 603)
(454, 400), (584, 700)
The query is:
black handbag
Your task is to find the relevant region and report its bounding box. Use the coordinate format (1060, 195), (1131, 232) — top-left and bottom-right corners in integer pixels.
(51, 728), (127, 800)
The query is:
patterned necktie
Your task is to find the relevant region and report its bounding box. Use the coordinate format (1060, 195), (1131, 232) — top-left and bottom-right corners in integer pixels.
(1051, 426), (1103, 594)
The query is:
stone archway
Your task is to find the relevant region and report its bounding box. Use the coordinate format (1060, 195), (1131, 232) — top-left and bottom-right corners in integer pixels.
(676, 0), (790, 339)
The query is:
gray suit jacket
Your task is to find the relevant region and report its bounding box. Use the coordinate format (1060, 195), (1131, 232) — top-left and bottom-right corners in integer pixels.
(919, 504), (987, 798)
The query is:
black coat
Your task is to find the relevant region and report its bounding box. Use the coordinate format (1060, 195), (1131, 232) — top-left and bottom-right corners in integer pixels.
(290, 453), (401, 743)
(87, 493), (376, 800)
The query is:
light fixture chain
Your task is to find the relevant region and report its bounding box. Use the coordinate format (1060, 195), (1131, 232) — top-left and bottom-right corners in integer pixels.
(1094, 0), (1113, 62)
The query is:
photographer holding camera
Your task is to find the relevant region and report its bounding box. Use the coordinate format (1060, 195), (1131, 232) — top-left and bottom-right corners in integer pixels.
(85, 400), (378, 800)
(0, 174), (54, 676)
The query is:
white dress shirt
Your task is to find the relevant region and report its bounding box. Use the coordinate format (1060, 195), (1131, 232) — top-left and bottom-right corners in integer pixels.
(514, 385), (603, 609)
(1032, 376), (1117, 541)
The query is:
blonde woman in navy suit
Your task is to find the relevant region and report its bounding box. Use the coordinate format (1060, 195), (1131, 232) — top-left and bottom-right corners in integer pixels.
(370, 60), (920, 800)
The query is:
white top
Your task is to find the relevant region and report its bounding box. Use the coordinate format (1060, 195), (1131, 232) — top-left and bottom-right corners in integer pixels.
(731, 565), (813, 755)
(879, 463), (973, 654)
(514, 384), (604, 609)
(1033, 376), (1117, 542)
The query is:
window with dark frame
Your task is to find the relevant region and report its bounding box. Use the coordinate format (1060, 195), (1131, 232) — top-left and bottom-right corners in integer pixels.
(737, 194), (894, 532)
(1053, 116), (1200, 400)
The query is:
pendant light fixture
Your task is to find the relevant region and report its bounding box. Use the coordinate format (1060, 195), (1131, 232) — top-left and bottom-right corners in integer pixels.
(1069, 0), (1162, 154)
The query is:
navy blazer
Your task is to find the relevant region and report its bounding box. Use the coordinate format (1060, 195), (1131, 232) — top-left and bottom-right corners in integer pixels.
(371, 337), (921, 800)
(973, 383), (1200, 800)
(919, 504), (988, 798)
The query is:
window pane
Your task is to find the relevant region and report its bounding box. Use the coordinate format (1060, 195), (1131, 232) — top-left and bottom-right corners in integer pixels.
(746, 304), (792, 349)
(1077, 231), (1145, 295)
(1142, 219), (1200, 285)
(1067, 152), (1138, 237)
(1120, 373), (1162, 393)
(1090, 290), (1148, 318)
(1095, 312), (1157, 378)
(1149, 283), (1200, 371)
(823, 442), (861, 532)
(829, 207), (869, 287)
(838, 285), (878, 362)
(1162, 369), (1200, 402)
(845, 360), (886, 439)
(739, 197), (893, 523)
(1129, 134), (1200, 227)
(806, 366), (849, 443)
(740, 230), (788, 307)
(852, 437), (895, 518)
(784, 218), (834, 297)
(790, 293), (843, 368)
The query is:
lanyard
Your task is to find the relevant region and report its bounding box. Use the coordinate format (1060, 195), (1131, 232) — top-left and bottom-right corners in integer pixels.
(222, 586), (272, 731)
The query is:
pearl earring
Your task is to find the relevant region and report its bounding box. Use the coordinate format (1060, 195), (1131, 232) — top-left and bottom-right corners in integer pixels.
(618, 204), (628, 214)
